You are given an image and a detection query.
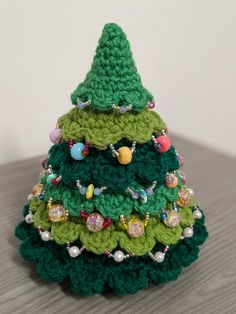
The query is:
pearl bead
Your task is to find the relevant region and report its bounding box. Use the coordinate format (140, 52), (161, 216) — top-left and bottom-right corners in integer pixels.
(193, 210), (202, 219)
(188, 188), (194, 196)
(25, 213), (33, 224)
(114, 250), (125, 262)
(154, 251), (165, 263)
(183, 227), (194, 238)
(27, 193), (33, 201)
(70, 143), (86, 160)
(41, 231), (51, 241)
(69, 246), (81, 258)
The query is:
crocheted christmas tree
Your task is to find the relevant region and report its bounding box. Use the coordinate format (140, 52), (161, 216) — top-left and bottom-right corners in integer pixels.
(15, 23), (208, 296)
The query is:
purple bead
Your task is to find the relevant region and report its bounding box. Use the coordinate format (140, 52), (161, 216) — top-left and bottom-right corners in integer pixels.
(119, 106), (127, 113)
(146, 187), (153, 196)
(49, 128), (61, 144)
(132, 192), (140, 199)
(154, 142), (162, 151)
(41, 158), (48, 169)
(177, 154), (184, 166)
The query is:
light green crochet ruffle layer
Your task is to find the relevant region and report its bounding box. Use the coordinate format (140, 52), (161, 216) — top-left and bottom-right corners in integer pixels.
(40, 180), (184, 221)
(58, 107), (166, 149)
(29, 199), (195, 256)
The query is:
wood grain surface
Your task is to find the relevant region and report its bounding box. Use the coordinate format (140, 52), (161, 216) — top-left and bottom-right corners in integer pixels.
(0, 135), (236, 314)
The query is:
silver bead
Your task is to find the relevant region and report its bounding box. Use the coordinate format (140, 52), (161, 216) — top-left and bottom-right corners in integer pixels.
(154, 251), (165, 263)
(25, 213), (33, 224)
(114, 250), (125, 262)
(41, 231), (51, 241)
(183, 227), (194, 238)
(68, 246), (81, 258)
(188, 188), (194, 196)
(193, 210), (202, 219)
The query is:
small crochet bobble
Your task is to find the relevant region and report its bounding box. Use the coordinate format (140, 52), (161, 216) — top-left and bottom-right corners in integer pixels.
(15, 23), (208, 296)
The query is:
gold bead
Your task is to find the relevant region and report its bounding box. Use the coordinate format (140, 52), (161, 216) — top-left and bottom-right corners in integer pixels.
(117, 147), (132, 165)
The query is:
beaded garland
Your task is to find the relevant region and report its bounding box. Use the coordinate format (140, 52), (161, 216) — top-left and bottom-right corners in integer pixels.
(15, 23), (208, 296)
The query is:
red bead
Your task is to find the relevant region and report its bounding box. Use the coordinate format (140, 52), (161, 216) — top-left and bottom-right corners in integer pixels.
(80, 210), (89, 219)
(51, 178), (60, 185)
(154, 135), (171, 153)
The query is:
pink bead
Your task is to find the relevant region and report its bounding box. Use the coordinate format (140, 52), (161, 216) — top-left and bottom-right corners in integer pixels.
(49, 128), (61, 144)
(148, 101), (155, 109)
(178, 170), (186, 184)
(155, 135), (171, 152)
(178, 154), (184, 166)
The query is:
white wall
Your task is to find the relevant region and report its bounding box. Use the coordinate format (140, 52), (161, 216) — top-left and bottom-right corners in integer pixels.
(0, 0), (235, 165)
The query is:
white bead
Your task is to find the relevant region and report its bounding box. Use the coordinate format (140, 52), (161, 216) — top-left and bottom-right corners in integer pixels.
(25, 213), (33, 224)
(188, 188), (194, 196)
(27, 193), (33, 201)
(184, 227), (194, 238)
(193, 210), (202, 219)
(154, 251), (165, 263)
(41, 231), (51, 241)
(68, 246), (81, 258)
(114, 250), (125, 262)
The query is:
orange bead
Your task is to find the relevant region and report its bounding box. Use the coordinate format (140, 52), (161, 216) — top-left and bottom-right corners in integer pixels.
(117, 146), (132, 165)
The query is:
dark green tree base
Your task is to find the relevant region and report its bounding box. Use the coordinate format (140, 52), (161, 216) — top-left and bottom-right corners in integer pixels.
(15, 205), (208, 296)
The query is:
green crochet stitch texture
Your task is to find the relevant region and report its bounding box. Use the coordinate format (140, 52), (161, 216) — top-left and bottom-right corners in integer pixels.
(47, 141), (179, 192)
(15, 204), (208, 296)
(29, 197), (195, 255)
(43, 179), (182, 220)
(58, 107), (166, 150)
(71, 23), (153, 112)
(15, 22), (208, 296)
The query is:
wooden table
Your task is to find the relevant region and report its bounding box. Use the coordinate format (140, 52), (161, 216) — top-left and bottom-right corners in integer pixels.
(0, 135), (236, 314)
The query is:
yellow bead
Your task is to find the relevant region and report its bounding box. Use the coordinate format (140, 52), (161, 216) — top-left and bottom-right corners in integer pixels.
(48, 204), (68, 222)
(117, 146), (132, 165)
(86, 184), (94, 200)
(32, 183), (44, 197)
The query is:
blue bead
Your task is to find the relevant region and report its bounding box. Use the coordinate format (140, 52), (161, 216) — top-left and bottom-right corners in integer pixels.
(94, 188), (101, 196)
(160, 212), (167, 221)
(71, 143), (86, 160)
(77, 100), (86, 109)
(79, 187), (87, 195)
(38, 194), (44, 200)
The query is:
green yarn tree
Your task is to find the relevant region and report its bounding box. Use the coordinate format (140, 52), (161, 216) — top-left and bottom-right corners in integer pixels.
(71, 23), (153, 112)
(15, 23), (208, 296)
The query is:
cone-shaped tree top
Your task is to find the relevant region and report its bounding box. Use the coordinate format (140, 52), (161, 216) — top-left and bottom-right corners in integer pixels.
(71, 23), (154, 112)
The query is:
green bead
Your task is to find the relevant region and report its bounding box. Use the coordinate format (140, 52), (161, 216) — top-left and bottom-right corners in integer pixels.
(139, 189), (147, 204)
